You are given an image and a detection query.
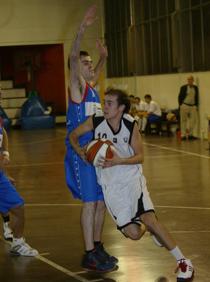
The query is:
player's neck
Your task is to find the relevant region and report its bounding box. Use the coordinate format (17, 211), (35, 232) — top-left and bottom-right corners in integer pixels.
(107, 115), (122, 133)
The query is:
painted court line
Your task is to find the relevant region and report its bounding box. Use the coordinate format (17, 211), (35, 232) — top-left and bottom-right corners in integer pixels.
(36, 255), (101, 282)
(144, 142), (210, 159)
(0, 236), (103, 282)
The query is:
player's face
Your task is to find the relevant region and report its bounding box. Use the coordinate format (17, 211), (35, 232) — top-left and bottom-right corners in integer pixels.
(103, 95), (124, 120)
(80, 55), (94, 82)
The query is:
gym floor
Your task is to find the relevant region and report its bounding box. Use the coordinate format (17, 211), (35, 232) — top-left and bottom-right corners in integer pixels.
(0, 127), (209, 282)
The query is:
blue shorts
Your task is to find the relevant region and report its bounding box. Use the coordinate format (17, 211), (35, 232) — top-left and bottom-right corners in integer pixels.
(64, 147), (104, 203)
(0, 171), (24, 214)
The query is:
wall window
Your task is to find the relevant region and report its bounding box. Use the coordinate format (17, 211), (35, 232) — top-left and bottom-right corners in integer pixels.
(104, 0), (210, 76)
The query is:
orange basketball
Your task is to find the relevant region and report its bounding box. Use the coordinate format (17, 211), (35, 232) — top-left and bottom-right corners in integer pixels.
(86, 139), (114, 166)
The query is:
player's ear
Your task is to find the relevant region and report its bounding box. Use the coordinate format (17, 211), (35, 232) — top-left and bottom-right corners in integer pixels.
(119, 104), (125, 113)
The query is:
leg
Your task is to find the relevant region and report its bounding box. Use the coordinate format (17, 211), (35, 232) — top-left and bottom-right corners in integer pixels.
(2, 213), (13, 241)
(80, 201), (116, 272)
(141, 116), (147, 132)
(140, 212), (194, 281)
(81, 201), (97, 251)
(123, 223), (146, 240)
(188, 106), (198, 138)
(180, 104), (189, 138)
(141, 212), (175, 250)
(93, 200), (106, 242)
(9, 205), (38, 257)
(9, 205), (24, 238)
(93, 200), (118, 264)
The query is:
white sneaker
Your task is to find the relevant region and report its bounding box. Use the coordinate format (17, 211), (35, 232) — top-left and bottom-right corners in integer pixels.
(150, 233), (163, 247)
(3, 222), (13, 241)
(176, 259), (194, 281)
(10, 238), (39, 257)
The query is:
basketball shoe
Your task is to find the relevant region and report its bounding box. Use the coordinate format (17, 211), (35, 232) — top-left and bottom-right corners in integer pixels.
(94, 242), (118, 264)
(81, 249), (116, 272)
(176, 258), (194, 281)
(10, 238), (39, 257)
(3, 222), (13, 241)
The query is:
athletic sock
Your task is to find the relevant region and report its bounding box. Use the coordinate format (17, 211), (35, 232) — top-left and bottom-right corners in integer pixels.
(170, 246), (185, 261)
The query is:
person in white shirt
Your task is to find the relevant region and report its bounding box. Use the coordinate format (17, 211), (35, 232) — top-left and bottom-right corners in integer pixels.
(134, 97), (147, 133)
(144, 94), (162, 134)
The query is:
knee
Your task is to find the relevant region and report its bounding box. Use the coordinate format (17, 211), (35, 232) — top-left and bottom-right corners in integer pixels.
(124, 224), (145, 240)
(96, 200), (106, 212)
(83, 202), (97, 214)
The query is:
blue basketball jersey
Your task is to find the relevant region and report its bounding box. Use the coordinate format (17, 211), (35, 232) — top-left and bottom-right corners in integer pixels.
(64, 83), (103, 202)
(65, 83), (102, 147)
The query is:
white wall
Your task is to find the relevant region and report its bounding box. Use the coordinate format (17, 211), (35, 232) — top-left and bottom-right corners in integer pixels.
(106, 72), (210, 138)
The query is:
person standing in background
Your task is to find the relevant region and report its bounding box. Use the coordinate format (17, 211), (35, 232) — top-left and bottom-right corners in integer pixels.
(178, 76), (199, 140)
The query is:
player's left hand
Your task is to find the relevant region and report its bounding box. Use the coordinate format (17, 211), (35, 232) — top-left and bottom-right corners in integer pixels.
(102, 149), (121, 168)
(96, 39), (108, 58)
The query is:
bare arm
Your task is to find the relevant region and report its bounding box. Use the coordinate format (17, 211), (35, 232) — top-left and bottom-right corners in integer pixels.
(0, 128), (10, 169)
(91, 40), (108, 87)
(70, 5), (97, 102)
(103, 123), (144, 167)
(69, 117), (94, 161)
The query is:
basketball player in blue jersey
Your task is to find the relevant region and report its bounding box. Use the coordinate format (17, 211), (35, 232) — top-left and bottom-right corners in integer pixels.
(64, 5), (117, 272)
(0, 120), (38, 256)
(69, 88), (194, 282)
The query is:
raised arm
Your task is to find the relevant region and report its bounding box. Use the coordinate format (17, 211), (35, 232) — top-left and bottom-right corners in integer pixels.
(1, 128), (10, 168)
(91, 39), (108, 87)
(70, 5), (97, 102)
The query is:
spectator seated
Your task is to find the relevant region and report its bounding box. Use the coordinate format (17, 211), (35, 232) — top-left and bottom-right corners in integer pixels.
(161, 109), (180, 136)
(0, 106), (12, 130)
(145, 114), (162, 135)
(145, 109), (179, 136)
(20, 96), (55, 130)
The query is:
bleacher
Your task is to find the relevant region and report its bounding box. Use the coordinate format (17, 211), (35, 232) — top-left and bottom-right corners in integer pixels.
(0, 80), (27, 126)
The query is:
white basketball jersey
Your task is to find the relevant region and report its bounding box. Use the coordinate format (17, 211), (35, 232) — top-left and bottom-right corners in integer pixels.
(93, 113), (142, 186)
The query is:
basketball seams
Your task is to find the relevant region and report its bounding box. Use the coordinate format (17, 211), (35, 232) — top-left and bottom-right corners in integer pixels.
(86, 139), (114, 165)
(86, 139), (104, 163)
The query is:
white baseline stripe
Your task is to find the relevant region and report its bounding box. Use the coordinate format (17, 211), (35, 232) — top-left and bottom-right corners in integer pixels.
(36, 255), (97, 282)
(0, 237), (103, 282)
(144, 142), (210, 159)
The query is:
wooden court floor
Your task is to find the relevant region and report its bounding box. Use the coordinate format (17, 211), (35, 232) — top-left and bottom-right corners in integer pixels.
(0, 126), (209, 282)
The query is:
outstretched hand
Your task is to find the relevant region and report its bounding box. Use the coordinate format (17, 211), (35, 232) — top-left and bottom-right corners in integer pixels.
(82, 5), (97, 27)
(96, 39), (108, 58)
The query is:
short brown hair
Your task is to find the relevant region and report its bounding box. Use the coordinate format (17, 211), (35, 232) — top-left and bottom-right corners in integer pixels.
(105, 88), (131, 113)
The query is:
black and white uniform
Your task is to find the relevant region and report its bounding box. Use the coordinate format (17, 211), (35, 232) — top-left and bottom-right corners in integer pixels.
(92, 113), (155, 230)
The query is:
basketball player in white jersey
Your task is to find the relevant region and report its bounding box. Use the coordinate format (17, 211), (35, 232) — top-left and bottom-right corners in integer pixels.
(69, 88), (194, 282)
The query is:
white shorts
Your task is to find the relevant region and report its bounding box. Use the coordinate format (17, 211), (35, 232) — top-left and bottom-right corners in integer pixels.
(102, 175), (154, 229)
